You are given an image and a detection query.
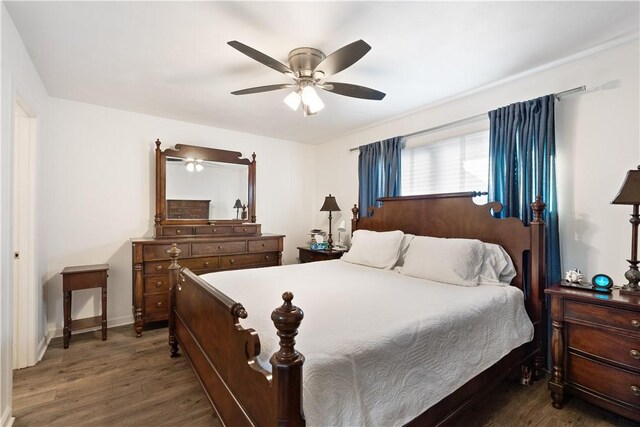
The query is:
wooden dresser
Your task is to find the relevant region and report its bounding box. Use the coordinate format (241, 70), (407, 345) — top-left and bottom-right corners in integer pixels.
(132, 141), (283, 336)
(132, 231), (283, 336)
(546, 284), (640, 422)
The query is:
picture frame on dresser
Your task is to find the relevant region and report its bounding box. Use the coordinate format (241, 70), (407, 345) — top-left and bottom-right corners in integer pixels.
(131, 140), (284, 336)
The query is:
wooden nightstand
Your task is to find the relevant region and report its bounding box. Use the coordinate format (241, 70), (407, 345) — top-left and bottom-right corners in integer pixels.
(61, 264), (109, 349)
(297, 246), (345, 263)
(545, 284), (640, 422)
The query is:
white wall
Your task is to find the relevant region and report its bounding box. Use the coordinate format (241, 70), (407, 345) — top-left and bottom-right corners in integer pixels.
(1, 4), (50, 425)
(42, 98), (316, 337)
(315, 39), (640, 285)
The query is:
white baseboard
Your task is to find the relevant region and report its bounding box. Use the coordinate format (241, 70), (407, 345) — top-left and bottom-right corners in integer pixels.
(1, 406), (14, 427)
(48, 315), (134, 339)
(36, 332), (51, 363)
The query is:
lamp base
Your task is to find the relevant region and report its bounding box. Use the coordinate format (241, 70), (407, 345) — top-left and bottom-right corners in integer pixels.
(620, 284), (640, 296)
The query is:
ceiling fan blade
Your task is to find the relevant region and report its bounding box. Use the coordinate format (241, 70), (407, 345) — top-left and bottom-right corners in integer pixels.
(228, 41), (294, 76)
(322, 82), (386, 100)
(231, 84), (293, 95)
(314, 40), (371, 77)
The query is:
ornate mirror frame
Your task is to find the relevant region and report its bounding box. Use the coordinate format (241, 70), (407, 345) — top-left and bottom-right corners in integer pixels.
(154, 139), (256, 235)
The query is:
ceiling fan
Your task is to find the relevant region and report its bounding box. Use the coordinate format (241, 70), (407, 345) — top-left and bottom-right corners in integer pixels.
(228, 39), (386, 116)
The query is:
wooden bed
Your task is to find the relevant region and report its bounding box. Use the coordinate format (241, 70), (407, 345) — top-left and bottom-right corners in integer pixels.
(166, 192), (547, 426)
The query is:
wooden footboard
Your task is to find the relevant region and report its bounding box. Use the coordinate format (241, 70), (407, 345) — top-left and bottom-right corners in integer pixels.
(166, 244), (305, 426)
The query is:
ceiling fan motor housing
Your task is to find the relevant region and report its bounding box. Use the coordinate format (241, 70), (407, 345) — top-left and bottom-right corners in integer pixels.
(288, 47), (325, 78)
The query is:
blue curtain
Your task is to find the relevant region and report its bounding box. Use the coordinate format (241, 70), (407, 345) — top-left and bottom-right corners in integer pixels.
(488, 95), (561, 288)
(358, 136), (402, 217)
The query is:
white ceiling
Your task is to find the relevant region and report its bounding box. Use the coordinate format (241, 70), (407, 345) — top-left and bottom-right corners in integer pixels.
(5, 1), (639, 144)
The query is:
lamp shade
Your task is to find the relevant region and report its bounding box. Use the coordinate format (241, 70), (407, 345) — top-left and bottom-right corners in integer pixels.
(337, 220), (346, 233)
(320, 194), (340, 212)
(612, 166), (640, 205)
(233, 199), (243, 209)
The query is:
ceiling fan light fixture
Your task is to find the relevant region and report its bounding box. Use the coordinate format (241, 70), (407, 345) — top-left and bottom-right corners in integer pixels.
(186, 162), (195, 172)
(301, 86), (324, 114)
(284, 90), (301, 111)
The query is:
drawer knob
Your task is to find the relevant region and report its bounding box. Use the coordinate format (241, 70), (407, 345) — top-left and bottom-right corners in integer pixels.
(632, 319), (640, 328)
(230, 259), (235, 264)
(156, 302), (163, 308)
(265, 255), (270, 260)
(631, 385), (640, 396)
(218, 245), (223, 250)
(261, 243), (265, 247)
(176, 229), (181, 234)
(212, 228), (217, 232)
(155, 281), (162, 288)
(631, 349), (640, 360)
(204, 261), (210, 267)
(243, 228), (247, 232)
(156, 266), (163, 271)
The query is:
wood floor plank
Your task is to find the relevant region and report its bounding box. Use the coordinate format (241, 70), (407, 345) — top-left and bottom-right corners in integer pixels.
(12, 324), (637, 426)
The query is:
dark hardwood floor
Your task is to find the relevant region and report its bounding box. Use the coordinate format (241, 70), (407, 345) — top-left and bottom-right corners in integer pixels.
(12, 325), (634, 426)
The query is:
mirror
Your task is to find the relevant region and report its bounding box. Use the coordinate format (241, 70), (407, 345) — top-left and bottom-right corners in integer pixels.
(154, 140), (256, 232)
(165, 158), (249, 219)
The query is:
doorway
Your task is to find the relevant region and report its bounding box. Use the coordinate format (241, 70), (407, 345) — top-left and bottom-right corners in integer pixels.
(12, 99), (38, 370)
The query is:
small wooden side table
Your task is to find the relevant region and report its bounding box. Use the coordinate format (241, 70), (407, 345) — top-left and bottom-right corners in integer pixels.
(61, 264), (109, 349)
(297, 246), (345, 263)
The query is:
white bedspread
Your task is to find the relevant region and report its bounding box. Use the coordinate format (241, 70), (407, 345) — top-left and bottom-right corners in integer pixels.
(199, 260), (533, 427)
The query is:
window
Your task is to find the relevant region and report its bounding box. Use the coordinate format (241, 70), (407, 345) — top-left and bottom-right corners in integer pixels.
(401, 129), (489, 200)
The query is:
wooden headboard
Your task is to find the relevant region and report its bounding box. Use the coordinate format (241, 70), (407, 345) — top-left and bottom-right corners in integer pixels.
(351, 192), (546, 320)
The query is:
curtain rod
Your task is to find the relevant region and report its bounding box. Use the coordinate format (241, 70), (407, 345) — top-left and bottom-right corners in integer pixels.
(349, 85), (586, 152)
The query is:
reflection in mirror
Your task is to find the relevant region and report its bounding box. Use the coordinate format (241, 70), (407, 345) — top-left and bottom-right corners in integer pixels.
(166, 157), (249, 219)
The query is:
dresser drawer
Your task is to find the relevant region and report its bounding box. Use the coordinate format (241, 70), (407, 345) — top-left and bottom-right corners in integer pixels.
(194, 225), (234, 236)
(568, 352), (640, 408)
(192, 241), (247, 255)
(145, 256), (219, 274)
(248, 239), (280, 253)
(144, 292), (169, 318)
(220, 252), (278, 269)
(234, 225), (258, 234)
(144, 275), (170, 293)
(161, 226), (193, 237)
(568, 323), (640, 371)
(142, 243), (190, 260)
(565, 300), (640, 333)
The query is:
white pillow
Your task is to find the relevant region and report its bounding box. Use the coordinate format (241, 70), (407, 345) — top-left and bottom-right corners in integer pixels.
(394, 233), (415, 268)
(399, 236), (485, 286)
(341, 230), (405, 269)
(478, 243), (517, 286)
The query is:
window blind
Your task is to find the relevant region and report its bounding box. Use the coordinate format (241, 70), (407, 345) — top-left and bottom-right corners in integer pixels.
(401, 130), (489, 198)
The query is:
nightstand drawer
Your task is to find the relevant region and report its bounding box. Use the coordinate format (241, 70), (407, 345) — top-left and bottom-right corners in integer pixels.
(568, 323), (640, 371)
(565, 300), (640, 333)
(568, 352), (640, 408)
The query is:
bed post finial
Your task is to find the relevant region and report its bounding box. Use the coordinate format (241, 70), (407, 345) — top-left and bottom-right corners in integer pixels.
(155, 138), (161, 149)
(167, 243), (182, 358)
(272, 292), (304, 363)
(270, 292), (306, 426)
(352, 204), (359, 221)
(532, 195), (546, 223)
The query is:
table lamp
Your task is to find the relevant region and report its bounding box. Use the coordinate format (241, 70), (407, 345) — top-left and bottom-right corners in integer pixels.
(320, 194), (341, 250)
(611, 165), (640, 295)
(234, 199), (242, 220)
